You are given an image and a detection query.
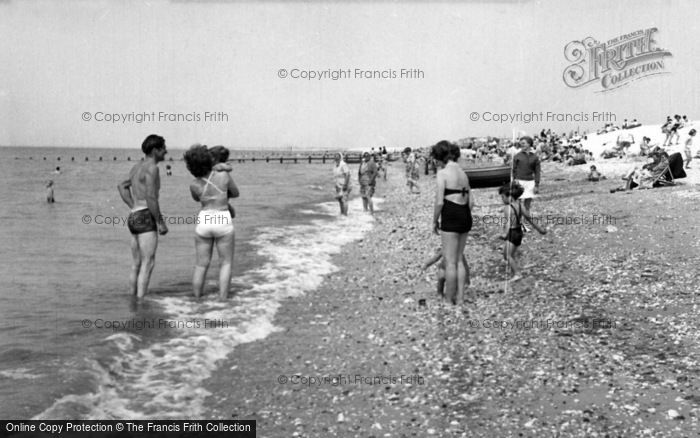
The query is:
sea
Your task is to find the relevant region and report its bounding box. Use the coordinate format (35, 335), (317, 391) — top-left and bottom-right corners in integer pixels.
(0, 146), (377, 419)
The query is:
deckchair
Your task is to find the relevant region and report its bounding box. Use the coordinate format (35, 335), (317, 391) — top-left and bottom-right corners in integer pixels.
(652, 152), (685, 187)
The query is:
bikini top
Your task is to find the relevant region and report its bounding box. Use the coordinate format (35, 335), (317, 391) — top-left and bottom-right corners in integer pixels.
(444, 187), (469, 196)
(200, 171), (226, 202)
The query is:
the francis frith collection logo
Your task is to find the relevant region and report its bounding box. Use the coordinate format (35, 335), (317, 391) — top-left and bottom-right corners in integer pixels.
(563, 28), (672, 92)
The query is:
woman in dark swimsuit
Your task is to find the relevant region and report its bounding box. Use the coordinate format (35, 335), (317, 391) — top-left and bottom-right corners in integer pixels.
(431, 141), (474, 305)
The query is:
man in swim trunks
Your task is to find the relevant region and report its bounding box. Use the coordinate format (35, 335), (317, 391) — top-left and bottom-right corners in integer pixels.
(117, 134), (169, 298)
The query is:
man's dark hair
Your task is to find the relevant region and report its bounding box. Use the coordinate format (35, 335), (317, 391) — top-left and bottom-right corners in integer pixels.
(519, 136), (534, 147)
(142, 134), (165, 155)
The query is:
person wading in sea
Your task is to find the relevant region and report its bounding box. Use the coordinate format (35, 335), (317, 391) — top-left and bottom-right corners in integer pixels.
(117, 134), (169, 298)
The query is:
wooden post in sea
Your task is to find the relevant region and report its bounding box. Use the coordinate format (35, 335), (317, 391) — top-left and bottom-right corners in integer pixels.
(280, 157), (283, 164)
(252, 157), (255, 162)
(308, 156), (312, 163)
(266, 157), (269, 163)
(322, 155), (326, 164)
(294, 157), (298, 164)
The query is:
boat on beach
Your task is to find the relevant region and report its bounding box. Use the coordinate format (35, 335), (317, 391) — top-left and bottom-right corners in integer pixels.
(464, 165), (511, 189)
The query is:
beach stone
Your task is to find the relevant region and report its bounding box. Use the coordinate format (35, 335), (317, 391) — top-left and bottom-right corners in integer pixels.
(667, 409), (683, 420)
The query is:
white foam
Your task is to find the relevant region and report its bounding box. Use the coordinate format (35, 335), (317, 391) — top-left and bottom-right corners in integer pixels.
(0, 367), (44, 380)
(34, 198), (375, 420)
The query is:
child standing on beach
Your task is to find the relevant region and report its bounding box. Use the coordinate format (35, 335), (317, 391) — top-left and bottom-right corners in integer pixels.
(684, 129), (696, 169)
(422, 247), (470, 303)
(498, 182), (546, 282)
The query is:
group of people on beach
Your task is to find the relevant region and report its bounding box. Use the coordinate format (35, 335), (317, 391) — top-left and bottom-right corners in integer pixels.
(118, 135), (239, 299)
(423, 137), (546, 306)
(332, 150), (388, 215)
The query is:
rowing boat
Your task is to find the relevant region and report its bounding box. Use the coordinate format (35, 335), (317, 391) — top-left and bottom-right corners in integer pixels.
(464, 165), (511, 189)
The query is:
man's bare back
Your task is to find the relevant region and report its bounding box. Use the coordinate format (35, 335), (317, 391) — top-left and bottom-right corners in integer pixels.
(126, 160), (161, 211)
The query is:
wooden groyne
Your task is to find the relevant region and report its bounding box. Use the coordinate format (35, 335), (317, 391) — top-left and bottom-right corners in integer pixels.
(18, 152), (397, 164)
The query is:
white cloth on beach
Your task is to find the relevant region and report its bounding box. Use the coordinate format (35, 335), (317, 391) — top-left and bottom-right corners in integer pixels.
(514, 179), (537, 199)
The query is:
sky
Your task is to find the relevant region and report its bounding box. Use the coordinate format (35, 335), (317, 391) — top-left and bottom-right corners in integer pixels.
(1, 0), (698, 149)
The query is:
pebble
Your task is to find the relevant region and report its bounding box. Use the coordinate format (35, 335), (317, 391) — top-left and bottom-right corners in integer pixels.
(667, 409), (683, 420)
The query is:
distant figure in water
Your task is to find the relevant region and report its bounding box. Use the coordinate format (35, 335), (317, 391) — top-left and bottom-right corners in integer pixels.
(184, 144), (239, 299)
(45, 180), (55, 203)
(358, 152), (378, 214)
(117, 134), (169, 298)
(54, 166), (61, 174)
(166, 164), (172, 176)
(333, 153), (351, 216)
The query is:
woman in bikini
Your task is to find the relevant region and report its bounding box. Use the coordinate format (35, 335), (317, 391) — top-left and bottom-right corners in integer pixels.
(184, 144), (240, 299)
(431, 141), (474, 305)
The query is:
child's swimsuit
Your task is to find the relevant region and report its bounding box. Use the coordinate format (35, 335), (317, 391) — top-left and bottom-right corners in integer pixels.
(440, 187), (472, 233)
(505, 202), (523, 246)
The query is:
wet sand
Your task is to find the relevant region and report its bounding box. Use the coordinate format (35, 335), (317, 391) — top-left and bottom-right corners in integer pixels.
(204, 161), (700, 437)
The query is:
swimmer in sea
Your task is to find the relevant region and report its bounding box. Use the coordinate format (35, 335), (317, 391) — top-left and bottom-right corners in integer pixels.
(117, 134), (169, 298)
(333, 153), (351, 216)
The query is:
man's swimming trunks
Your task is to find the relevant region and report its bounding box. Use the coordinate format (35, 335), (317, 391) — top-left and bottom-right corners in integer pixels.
(128, 208), (157, 234)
